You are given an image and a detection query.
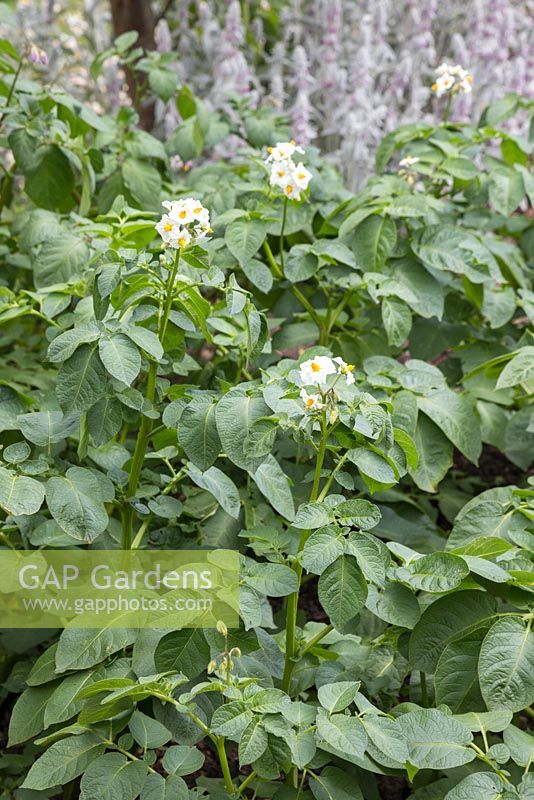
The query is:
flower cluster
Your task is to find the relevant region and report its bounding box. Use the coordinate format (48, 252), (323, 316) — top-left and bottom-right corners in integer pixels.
(155, 199), (211, 249)
(398, 155), (420, 186)
(298, 355), (355, 416)
(431, 63), (473, 97)
(28, 44), (48, 66)
(265, 140), (312, 201)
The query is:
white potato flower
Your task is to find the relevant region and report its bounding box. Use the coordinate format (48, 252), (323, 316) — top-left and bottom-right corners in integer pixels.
(292, 162), (312, 191)
(399, 156), (419, 169)
(267, 158), (312, 202)
(432, 63), (473, 97)
(333, 357), (356, 385)
(299, 356), (337, 387)
(157, 199), (210, 249)
(300, 388), (324, 412)
(266, 139), (305, 163)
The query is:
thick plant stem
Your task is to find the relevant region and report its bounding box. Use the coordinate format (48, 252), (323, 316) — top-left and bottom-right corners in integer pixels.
(216, 737), (234, 794)
(282, 410), (328, 694)
(121, 250), (180, 549)
(279, 196), (288, 270)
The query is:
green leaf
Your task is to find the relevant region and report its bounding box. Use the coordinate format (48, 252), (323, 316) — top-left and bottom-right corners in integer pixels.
(79, 752), (148, 800)
(400, 552), (469, 593)
(365, 583), (420, 628)
(57, 344), (108, 413)
(124, 325), (164, 360)
(186, 463), (240, 519)
(46, 466), (108, 542)
(409, 590), (498, 672)
(23, 145), (75, 212)
(8, 684), (56, 746)
(398, 709), (474, 769)
(309, 766), (363, 800)
(503, 725), (534, 769)
(18, 410), (78, 446)
(251, 454), (295, 521)
(335, 499), (381, 529)
(382, 298), (412, 347)
(347, 448), (396, 485)
(479, 616), (534, 712)
(444, 773), (504, 800)
(0, 466), (45, 515)
(496, 348), (534, 389)
(316, 708), (367, 760)
(410, 415), (452, 493)
(318, 554), (368, 630)
(412, 225), (498, 284)
(225, 218), (268, 268)
(215, 389), (271, 471)
(211, 702), (253, 738)
(56, 626), (137, 672)
(154, 629), (209, 679)
(345, 532), (390, 586)
(44, 668), (103, 728)
(34, 231), (90, 288)
(99, 333), (141, 386)
(161, 745), (205, 775)
(239, 718), (268, 766)
(352, 216), (397, 271)
(129, 710), (172, 749)
(244, 562), (298, 597)
(148, 67), (178, 102)
(177, 395), (220, 471)
(318, 681), (360, 714)
(301, 527), (345, 575)
(21, 733), (105, 790)
(435, 625), (488, 712)
(293, 502), (333, 529)
(417, 388), (482, 464)
(140, 774), (188, 800)
(88, 396), (122, 446)
(48, 327), (101, 363)
(288, 729), (317, 769)
(122, 158), (162, 209)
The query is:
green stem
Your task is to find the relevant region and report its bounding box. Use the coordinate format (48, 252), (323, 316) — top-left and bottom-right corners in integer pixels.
(216, 736), (235, 794)
(121, 249), (181, 549)
(282, 410), (329, 694)
(443, 92), (453, 123)
(263, 240), (325, 334)
(300, 624), (334, 657)
(524, 707), (534, 720)
(0, 58), (23, 126)
(279, 196), (288, 270)
(238, 770), (257, 795)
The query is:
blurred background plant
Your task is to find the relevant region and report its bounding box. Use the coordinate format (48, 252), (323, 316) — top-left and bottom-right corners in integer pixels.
(2, 0), (531, 187)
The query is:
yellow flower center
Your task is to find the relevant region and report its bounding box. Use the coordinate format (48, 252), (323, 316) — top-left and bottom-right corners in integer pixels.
(311, 362), (321, 372)
(285, 185), (293, 194)
(306, 398), (315, 408)
(431, 82), (438, 90)
(164, 223), (173, 232)
(178, 237), (188, 247)
(297, 173), (306, 180)
(194, 206), (203, 213)
(179, 210), (187, 219)
(277, 170), (285, 177)
(267, 146), (273, 153)
(290, 139), (296, 146)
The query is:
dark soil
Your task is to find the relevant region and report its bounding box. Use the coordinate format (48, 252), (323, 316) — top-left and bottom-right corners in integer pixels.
(377, 776), (410, 799)
(454, 444), (532, 486)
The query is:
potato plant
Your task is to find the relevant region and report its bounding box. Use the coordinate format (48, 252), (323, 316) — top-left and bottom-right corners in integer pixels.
(0, 35), (533, 800)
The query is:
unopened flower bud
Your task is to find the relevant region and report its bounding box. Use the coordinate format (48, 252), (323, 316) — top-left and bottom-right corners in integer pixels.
(29, 45), (40, 64)
(216, 620), (228, 637)
(207, 659), (217, 674)
(230, 647), (241, 658)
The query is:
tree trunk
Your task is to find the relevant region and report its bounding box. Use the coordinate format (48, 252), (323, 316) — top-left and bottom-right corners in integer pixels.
(110, 0), (156, 130)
